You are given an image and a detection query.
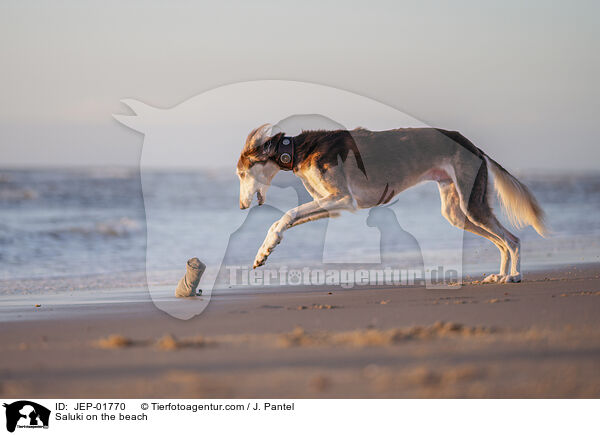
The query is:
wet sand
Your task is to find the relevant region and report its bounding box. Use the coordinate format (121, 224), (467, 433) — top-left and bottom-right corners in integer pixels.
(1, 264), (600, 398)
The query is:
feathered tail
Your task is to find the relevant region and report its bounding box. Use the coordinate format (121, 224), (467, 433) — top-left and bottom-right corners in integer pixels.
(484, 156), (548, 237)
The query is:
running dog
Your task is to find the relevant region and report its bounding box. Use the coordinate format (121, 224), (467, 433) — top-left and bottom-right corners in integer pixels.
(237, 124), (546, 283)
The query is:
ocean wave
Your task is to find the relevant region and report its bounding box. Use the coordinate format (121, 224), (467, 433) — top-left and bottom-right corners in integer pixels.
(50, 217), (142, 238)
(94, 217), (142, 236)
(0, 187), (38, 200)
(79, 167), (138, 180)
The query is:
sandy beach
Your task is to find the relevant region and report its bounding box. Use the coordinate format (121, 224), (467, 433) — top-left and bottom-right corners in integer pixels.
(1, 263), (599, 398)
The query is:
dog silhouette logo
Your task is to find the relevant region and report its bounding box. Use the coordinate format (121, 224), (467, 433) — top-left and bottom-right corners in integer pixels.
(3, 401), (50, 433)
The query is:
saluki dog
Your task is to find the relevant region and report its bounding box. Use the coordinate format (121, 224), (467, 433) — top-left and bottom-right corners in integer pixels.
(237, 124), (546, 283)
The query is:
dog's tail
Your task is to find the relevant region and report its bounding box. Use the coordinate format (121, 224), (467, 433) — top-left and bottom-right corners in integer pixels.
(484, 155), (548, 237)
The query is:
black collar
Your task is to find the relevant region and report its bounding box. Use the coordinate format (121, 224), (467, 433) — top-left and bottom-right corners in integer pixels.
(273, 136), (295, 170)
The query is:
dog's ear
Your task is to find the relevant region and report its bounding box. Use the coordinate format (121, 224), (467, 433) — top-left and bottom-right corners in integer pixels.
(244, 123), (273, 152)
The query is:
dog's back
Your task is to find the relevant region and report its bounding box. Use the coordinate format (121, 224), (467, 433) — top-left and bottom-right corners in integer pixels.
(293, 128), (471, 207)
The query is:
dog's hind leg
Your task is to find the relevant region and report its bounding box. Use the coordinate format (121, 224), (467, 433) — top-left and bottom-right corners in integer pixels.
(452, 163), (521, 283)
(472, 212), (520, 283)
(438, 182), (510, 280)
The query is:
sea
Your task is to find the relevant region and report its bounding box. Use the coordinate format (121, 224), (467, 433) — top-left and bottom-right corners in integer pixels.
(1, 168), (599, 295)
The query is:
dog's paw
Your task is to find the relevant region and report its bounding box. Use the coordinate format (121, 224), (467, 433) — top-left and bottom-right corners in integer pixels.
(253, 255), (266, 269)
(482, 274), (504, 283)
(253, 246), (271, 268)
(499, 273), (521, 283)
(253, 231), (283, 268)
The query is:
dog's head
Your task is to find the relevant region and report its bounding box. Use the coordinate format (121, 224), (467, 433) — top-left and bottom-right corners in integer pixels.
(237, 123), (282, 209)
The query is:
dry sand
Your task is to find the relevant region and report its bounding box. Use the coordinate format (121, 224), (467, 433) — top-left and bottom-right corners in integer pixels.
(1, 264), (599, 398)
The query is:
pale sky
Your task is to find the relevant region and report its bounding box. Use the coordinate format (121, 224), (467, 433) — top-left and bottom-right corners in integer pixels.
(0, 0), (599, 170)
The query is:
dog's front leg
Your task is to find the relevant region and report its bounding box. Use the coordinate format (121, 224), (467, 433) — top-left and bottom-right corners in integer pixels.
(252, 222), (283, 269)
(253, 196), (353, 268)
(253, 201), (323, 269)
